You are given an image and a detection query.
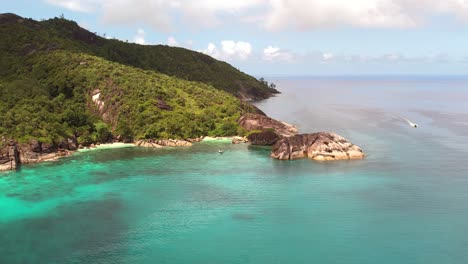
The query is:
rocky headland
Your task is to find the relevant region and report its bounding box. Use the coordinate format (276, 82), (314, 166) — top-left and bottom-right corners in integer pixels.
(237, 113), (364, 161)
(271, 132), (364, 161)
(1, 112), (365, 172)
(0, 139), (75, 172)
(238, 113), (298, 137)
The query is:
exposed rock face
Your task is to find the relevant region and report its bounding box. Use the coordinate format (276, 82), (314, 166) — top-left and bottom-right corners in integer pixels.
(0, 143), (19, 171)
(89, 79), (124, 129)
(231, 136), (249, 144)
(17, 140), (73, 164)
(0, 139), (75, 171)
(247, 130), (280, 145)
(271, 132), (365, 161)
(238, 113), (297, 137)
(134, 139), (193, 148)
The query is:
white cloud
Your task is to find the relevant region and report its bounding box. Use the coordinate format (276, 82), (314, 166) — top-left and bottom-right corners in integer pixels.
(78, 21), (90, 30)
(185, 39), (194, 48)
(45, 0), (468, 31)
(322, 52), (335, 62)
(263, 45), (294, 62)
(133, 28), (146, 45)
(222, 41), (252, 60)
(167, 36), (179, 46)
(201, 43), (219, 58)
(45, 0), (97, 12)
(263, 46), (280, 60)
(264, 0), (468, 30)
(201, 41), (252, 60)
(167, 37), (195, 49)
(100, 0), (263, 31)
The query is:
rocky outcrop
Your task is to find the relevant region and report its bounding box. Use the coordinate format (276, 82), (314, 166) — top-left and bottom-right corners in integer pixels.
(238, 113), (297, 137)
(271, 132), (365, 161)
(16, 140), (73, 165)
(0, 142), (19, 171)
(0, 139), (75, 171)
(247, 130), (280, 145)
(134, 139), (193, 148)
(231, 136), (249, 144)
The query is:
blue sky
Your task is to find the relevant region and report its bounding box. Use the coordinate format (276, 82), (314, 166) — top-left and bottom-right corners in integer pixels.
(2, 0), (468, 76)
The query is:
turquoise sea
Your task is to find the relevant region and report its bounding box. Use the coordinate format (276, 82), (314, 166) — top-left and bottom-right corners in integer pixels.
(1, 76), (468, 264)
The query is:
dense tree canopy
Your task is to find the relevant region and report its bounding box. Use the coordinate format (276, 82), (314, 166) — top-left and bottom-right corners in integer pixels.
(0, 13), (262, 147)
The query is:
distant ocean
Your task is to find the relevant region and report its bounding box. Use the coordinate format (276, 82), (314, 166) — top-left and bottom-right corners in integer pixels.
(1, 76), (468, 264)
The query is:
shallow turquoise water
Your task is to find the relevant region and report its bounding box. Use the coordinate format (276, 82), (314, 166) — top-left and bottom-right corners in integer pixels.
(1, 77), (468, 263)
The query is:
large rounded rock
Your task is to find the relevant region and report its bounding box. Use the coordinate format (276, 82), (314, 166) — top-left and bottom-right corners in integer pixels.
(271, 132), (365, 161)
(247, 130), (280, 145)
(238, 113), (297, 137)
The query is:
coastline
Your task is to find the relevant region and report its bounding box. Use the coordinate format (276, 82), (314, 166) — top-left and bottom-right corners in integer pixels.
(77, 143), (135, 152)
(0, 137), (249, 172)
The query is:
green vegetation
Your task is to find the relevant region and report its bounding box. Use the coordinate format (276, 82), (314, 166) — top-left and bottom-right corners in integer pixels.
(0, 13), (262, 146)
(1, 13), (278, 99)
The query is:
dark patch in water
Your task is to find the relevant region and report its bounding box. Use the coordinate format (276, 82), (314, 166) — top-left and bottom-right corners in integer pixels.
(232, 212), (256, 222)
(0, 198), (127, 264)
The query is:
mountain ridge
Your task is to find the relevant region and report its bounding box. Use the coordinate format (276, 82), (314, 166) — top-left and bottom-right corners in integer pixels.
(2, 13), (279, 100)
(0, 13), (273, 148)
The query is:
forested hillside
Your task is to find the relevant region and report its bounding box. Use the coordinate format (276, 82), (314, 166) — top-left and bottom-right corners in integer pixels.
(0, 13), (266, 147)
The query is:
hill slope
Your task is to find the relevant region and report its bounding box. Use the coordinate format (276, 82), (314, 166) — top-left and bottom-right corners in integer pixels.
(1, 13), (279, 100)
(0, 13), (260, 147)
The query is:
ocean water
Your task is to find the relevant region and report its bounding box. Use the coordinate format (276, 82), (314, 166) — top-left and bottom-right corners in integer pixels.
(1, 76), (468, 264)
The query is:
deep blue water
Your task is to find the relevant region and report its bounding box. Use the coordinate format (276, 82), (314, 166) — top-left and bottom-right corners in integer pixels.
(1, 76), (468, 263)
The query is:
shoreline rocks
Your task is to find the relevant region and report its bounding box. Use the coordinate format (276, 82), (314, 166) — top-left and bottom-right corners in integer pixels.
(238, 113), (298, 137)
(247, 130), (280, 145)
(134, 139), (193, 148)
(271, 132), (365, 161)
(0, 140), (75, 172)
(231, 136), (249, 144)
(0, 143), (19, 171)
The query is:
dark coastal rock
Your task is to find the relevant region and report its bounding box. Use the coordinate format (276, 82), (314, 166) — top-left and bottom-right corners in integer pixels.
(271, 132), (365, 161)
(238, 113), (298, 137)
(0, 144), (19, 171)
(0, 139), (76, 171)
(41, 142), (57, 153)
(68, 137), (78, 150)
(58, 138), (77, 150)
(247, 130), (280, 145)
(30, 139), (42, 152)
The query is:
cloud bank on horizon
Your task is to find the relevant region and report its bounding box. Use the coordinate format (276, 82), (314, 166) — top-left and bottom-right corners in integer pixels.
(41, 0), (468, 75)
